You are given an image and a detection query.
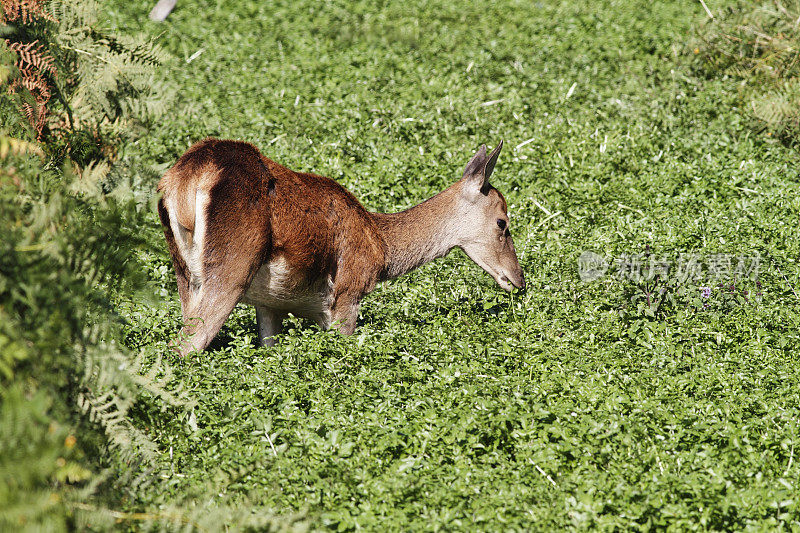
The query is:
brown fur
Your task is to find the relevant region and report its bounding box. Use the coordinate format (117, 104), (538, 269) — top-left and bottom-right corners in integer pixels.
(158, 138), (524, 356)
(157, 198), (190, 315)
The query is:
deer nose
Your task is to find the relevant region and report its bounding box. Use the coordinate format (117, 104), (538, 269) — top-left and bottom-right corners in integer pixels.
(502, 271), (526, 292)
(513, 270), (526, 292)
(516, 277), (526, 292)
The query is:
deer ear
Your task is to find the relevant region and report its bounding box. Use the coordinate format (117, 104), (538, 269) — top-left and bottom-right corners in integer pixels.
(462, 144), (487, 181)
(483, 140), (503, 182)
(462, 142), (502, 196)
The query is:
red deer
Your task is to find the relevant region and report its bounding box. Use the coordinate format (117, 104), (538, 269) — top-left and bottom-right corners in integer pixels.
(157, 138), (525, 356)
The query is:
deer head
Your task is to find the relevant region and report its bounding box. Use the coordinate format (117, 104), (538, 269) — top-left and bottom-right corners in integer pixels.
(456, 141), (525, 291)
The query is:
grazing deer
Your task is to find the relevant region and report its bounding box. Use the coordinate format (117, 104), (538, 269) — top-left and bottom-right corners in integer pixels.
(157, 138), (525, 356)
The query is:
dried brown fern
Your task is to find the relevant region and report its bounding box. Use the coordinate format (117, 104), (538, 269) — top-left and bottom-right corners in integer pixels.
(5, 40), (56, 138)
(1, 0), (55, 24)
(2, 0), (58, 139)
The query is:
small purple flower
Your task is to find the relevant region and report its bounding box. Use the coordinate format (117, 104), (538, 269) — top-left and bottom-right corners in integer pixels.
(701, 287), (712, 299)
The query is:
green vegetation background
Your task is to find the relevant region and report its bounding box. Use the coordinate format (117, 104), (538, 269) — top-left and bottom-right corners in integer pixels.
(4, 0), (800, 530)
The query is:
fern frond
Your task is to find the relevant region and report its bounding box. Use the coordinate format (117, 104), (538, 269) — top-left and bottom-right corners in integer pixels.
(48, 0), (171, 140)
(4, 39), (57, 138)
(1, 0), (56, 24)
(6, 40), (57, 78)
(0, 134), (43, 158)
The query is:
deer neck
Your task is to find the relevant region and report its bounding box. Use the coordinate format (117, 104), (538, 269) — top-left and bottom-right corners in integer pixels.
(371, 185), (464, 281)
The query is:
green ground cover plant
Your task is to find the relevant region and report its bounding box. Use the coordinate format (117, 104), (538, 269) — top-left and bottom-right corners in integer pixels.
(4, 0), (800, 529)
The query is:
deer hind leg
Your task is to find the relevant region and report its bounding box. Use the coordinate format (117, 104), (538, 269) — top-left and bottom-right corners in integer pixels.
(255, 306), (285, 347)
(170, 190), (271, 357)
(329, 295), (361, 335)
(175, 258), (268, 357)
(176, 276), (245, 356)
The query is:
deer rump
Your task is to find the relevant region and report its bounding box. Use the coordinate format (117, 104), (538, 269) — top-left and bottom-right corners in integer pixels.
(157, 138), (385, 352)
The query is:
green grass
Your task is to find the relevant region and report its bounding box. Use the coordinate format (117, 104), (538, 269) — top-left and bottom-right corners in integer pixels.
(104, 0), (800, 529)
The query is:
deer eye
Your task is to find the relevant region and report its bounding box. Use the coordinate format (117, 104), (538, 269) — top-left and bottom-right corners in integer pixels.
(496, 219), (506, 230)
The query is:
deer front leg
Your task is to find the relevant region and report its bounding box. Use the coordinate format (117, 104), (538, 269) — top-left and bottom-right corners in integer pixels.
(255, 305), (284, 347)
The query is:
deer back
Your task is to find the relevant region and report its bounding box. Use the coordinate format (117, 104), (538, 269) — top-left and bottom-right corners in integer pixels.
(158, 138), (387, 300)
